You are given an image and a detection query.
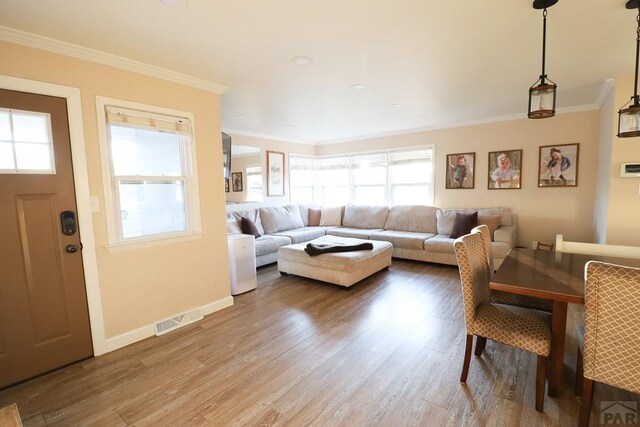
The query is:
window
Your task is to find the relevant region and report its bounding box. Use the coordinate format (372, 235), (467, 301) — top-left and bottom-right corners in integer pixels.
(318, 156), (350, 207)
(0, 108), (55, 173)
(103, 104), (200, 243)
(351, 153), (387, 205)
(246, 165), (263, 201)
(288, 147), (434, 207)
(389, 149), (433, 206)
(289, 155), (316, 204)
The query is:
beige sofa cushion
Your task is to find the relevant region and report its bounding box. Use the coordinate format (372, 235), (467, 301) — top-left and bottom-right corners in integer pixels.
(384, 205), (438, 234)
(369, 230), (435, 250)
(227, 209), (264, 235)
(342, 205), (389, 229)
(260, 205), (304, 234)
(424, 234), (457, 254)
(436, 209), (475, 235)
(272, 227), (326, 244)
(320, 206), (342, 226)
(326, 227), (383, 239)
(477, 207), (512, 226)
(255, 234), (291, 257)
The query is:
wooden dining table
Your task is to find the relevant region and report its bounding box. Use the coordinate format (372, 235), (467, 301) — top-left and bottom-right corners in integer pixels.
(489, 248), (640, 397)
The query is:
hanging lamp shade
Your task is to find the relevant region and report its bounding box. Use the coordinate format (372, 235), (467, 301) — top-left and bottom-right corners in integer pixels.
(618, 0), (640, 138)
(528, 0), (558, 119)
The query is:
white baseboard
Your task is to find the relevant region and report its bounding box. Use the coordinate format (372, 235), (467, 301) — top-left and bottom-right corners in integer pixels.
(99, 295), (234, 355)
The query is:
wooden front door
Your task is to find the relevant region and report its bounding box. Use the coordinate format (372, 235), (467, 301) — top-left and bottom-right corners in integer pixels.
(0, 89), (93, 389)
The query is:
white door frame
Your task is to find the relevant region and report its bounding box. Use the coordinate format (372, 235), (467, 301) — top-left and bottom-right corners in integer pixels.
(0, 75), (108, 355)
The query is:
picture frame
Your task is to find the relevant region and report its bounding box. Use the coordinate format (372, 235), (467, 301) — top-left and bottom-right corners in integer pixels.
(267, 150), (285, 196)
(488, 149), (522, 190)
(224, 177), (230, 193)
(446, 152), (475, 189)
(538, 143), (579, 187)
(231, 172), (243, 192)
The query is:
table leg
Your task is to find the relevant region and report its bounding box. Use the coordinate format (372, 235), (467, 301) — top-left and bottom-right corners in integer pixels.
(548, 300), (568, 397)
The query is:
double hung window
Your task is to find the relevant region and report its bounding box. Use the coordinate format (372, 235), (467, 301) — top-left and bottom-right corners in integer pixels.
(103, 104), (200, 243)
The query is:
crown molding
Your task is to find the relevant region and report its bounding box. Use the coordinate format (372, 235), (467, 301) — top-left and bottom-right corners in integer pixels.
(595, 79), (615, 108)
(315, 103), (601, 146)
(0, 25), (228, 94)
(223, 128), (315, 145)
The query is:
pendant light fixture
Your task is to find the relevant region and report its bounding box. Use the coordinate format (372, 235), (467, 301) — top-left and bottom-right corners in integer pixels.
(528, 0), (558, 119)
(618, 0), (640, 138)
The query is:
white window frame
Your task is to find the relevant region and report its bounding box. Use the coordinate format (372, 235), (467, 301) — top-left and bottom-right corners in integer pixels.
(96, 97), (203, 251)
(289, 153), (318, 204)
(0, 108), (56, 174)
(245, 164), (263, 201)
(290, 146), (435, 207)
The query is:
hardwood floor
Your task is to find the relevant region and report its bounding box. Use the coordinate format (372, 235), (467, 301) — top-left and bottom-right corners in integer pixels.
(0, 259), (636, 426)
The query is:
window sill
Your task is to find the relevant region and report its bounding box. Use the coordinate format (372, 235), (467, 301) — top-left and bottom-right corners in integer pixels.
(104, 230), (206, 253)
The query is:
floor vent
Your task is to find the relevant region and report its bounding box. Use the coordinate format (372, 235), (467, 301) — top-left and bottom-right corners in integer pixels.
(154, 308), (203, 336)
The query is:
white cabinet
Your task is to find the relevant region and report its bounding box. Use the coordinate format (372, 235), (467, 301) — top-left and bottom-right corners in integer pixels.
(227, 234), (257, 295)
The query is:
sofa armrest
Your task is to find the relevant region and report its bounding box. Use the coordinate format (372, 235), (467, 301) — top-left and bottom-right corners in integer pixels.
(494, 224), (517, 248)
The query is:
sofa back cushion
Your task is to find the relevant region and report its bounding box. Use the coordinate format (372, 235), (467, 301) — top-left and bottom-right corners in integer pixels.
(384, 205), (438, 233)
(227, 209), (264, 235)
(295, 203), (319, 227)
(319, 206), (343, 226)
(477, 207), (512, 226)
(436, 208), (475, 235)
(260, 205), (304, 234)
(342, 204), (389, 229)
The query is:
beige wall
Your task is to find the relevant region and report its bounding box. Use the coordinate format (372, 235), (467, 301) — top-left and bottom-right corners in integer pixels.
(605, 74), (640, 245)
(0, 41), (231, 338)
(317, 111), (601, 247)
(226, 134), (315, 205)
(226, 153), (262, 202)
(595, 85), (615, 244)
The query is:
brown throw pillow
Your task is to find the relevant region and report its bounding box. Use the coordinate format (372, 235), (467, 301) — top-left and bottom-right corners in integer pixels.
(308, 208), (321, 226)
(478, 214), (501, 242)
(449, 211), (478, 239)
(240, 217), (261, 238)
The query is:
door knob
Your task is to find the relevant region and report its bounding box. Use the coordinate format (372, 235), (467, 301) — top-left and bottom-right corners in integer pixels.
(65, 244), (79, 253)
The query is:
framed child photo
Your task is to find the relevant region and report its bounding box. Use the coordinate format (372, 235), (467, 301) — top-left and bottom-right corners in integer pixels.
(446, 152), (475, 189)
(232, 172), (243, 192)
(225, 177), (230, 193)
(488, 149), (522, 190)
(538, 143), (579, 187)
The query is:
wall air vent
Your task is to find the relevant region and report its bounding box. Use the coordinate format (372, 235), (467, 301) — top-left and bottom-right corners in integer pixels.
(153, 308), (203, 336)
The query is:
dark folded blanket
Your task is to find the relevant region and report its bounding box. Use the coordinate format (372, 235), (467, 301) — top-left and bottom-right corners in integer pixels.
(304, 242), (374, 257)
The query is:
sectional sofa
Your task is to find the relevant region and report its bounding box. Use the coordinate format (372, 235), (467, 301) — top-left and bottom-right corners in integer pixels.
(226, 203), (517, 268)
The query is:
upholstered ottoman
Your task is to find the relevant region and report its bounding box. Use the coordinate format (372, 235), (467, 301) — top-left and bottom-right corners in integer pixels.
(277, 235), (393, 287)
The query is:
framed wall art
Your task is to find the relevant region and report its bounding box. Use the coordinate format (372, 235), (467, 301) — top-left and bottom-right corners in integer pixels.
(232, 172), (243, 192)
(538, 143), (579, 187)
(446, 152), (475, 189)
(488, 149), (522, 189)
(225, 177), (230, 193)
(267, 150), (285, 196)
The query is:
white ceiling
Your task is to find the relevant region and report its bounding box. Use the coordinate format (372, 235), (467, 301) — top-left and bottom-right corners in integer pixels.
(0, 0), (633, 143)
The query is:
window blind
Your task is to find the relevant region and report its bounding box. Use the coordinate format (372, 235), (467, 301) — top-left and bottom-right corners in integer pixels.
(106, 106), (192, 135)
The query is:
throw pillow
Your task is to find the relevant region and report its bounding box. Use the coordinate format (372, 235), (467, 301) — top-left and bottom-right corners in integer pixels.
(308, 208), (321, 226)
(240, 217), (261, 238)
(319, 206), (342, 226)
(478, 214), (501, 241)
(449, 211), (478, 239)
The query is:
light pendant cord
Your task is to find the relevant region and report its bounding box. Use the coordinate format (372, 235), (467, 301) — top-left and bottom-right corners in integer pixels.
(634, 7), (640, 105)
(541, 8), (548, 83)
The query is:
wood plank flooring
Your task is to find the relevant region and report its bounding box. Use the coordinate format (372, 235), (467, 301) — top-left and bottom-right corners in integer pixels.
(0, 259), (637, 426)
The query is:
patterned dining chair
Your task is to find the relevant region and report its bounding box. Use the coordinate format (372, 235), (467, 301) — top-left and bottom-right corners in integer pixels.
(471, 225), (553, 315)
(454, 232), (552, 412)
(576, 261), (640, 427)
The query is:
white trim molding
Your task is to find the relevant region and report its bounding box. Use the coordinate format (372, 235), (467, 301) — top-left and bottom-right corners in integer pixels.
(103, 296), (234, 353)
(0, 74), (109, 355)
(0, 25), (228, 94)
